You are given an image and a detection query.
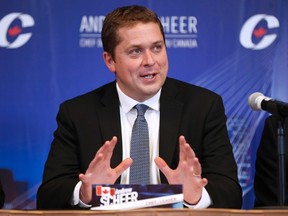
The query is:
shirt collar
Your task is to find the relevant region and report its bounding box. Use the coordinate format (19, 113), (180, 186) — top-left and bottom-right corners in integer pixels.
(116, 83), (161, 113)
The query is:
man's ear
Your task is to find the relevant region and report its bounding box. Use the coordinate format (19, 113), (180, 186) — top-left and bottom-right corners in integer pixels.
(103, 52), (116, 72)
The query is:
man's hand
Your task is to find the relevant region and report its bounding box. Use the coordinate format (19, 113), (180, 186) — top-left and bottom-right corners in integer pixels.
(79, 136), (132, 204)
(155, 135), (208, 205)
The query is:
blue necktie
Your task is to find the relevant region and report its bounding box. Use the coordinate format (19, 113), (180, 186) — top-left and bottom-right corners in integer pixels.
(130, 104), (150, 184)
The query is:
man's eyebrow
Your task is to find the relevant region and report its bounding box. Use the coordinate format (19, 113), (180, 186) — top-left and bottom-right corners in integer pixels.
(153, 40), (164, 44)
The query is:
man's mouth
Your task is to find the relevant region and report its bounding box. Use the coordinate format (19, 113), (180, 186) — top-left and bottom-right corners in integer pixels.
(144, 74), (154, 79)
(142, 73), (156, 79)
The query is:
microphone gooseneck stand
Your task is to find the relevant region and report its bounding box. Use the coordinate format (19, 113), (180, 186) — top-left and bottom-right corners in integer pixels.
(277, 116), (286, 206)
(267, 101), (287, 206)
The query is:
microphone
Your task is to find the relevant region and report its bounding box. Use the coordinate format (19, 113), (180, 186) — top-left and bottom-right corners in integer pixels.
(248, 92), (288, 117)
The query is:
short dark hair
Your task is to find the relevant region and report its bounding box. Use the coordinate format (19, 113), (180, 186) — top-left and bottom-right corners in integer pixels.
(101, 5), (165, 59)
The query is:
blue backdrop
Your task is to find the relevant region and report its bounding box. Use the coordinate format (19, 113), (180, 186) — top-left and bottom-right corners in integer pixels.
(1, 0), (287, 209)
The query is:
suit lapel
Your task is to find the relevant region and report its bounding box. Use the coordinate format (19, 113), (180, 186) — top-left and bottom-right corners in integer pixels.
(97, 82), (123, 170)
(159, 79), (183, 172)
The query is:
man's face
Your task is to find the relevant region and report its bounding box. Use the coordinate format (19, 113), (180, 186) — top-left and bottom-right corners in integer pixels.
(103, 22), (168, 102)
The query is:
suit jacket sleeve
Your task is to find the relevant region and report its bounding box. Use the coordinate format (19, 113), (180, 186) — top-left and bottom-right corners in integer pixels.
(37, 102), (83, 209)
(37, 83), (122, 209)
(200, 94), (242, 208)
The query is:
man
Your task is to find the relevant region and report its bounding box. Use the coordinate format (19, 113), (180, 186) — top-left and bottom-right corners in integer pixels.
(254, 115), (288, 207)
(37, 5), (242, 209)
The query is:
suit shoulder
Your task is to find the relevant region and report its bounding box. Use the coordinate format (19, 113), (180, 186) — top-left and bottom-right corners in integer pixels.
(60, 81), (116, 108)
(165, 77), (221, 100)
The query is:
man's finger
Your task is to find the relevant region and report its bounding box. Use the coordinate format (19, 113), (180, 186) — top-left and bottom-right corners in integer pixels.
(96, 136), (117, 162)
(192, 157), (202, 176)
(154, 157), (171, 178)
(103, 136), (118, 161)
(179, 136), (186, 161)
(114, 158), (133, 177)
(185, 144), (196, 167)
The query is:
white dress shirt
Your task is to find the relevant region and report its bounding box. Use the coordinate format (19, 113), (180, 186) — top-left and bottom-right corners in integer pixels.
(117, 83), (161, 184)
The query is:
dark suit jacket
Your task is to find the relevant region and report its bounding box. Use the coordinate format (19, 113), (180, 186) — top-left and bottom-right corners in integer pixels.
(0, 179), (4, 208)
(37, 77), (242, 209)
(254, 115), (288, 207)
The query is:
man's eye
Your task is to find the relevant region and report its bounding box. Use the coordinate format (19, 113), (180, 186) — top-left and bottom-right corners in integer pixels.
(129, 49), (142, 55)
(152, 45), (163, 53)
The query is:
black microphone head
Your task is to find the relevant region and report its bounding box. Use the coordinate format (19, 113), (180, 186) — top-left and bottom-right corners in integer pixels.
(248, 92), (264, 111)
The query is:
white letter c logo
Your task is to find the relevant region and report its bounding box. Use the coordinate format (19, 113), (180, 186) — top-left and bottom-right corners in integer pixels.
(0, 13), (34, 49)
(240, 14), (279, 50)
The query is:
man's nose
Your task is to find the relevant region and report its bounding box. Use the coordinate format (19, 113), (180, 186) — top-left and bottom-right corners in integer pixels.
(142, 50), (155, 66)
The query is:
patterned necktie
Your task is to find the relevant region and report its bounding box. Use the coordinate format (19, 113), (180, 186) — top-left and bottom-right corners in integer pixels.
(130, 104), (150, 184)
